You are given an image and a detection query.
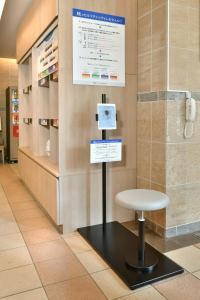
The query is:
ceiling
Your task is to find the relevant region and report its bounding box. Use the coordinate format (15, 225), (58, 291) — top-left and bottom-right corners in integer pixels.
(0, 0), (32, 59)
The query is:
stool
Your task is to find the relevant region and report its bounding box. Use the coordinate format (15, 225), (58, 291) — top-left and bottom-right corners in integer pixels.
(0, 145), (4, 164)
(115, 189), (169, 272)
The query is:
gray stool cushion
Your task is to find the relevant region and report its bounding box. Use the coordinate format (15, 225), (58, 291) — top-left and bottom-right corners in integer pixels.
(116, 189), (169, 211)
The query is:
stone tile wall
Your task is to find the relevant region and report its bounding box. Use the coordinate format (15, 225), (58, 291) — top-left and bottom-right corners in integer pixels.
(138, 91), (200, 237)
(137, 0), (200, 237)
(169, 0), (199, 91)
(138, 0), (167, 92)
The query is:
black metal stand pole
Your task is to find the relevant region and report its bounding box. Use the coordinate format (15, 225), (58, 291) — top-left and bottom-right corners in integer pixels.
(138, 218), (145, 265)
(102, 94), (107, 226)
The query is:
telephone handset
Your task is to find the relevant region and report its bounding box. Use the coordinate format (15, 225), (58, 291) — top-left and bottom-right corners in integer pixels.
(186, 97), (196, 122)
(184, 94), (196, 138)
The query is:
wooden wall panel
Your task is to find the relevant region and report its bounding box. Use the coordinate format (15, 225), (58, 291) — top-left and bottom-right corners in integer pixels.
(40, 0), (58, 33)
(58, 0), (137, 232)
(16, 0), (58, 62)
(18, 150), (59, 224)
(59, 0), (137, 175)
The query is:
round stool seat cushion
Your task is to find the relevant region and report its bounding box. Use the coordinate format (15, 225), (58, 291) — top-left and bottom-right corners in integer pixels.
(115, 189), (169, 211)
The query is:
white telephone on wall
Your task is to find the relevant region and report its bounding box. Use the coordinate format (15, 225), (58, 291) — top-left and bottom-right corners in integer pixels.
(184, 92), (197, 138)
(186, 97), (196, 122)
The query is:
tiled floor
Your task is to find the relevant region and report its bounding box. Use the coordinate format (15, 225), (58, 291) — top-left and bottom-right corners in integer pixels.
(1, 164), (200, 299)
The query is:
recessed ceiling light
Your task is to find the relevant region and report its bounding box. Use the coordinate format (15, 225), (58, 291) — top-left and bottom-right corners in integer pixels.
(0, 0), (6, 20)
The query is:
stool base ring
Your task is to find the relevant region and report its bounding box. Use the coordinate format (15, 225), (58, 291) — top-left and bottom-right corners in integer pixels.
(125, 251), (159, 272)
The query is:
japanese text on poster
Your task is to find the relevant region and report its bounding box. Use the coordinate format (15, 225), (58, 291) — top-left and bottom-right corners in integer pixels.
(73, 8), (125, 86)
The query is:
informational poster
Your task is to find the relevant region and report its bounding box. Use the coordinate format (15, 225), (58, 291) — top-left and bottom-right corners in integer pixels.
(90, 139), (122, 163)
(37, 28), (58, 80)
(73, 8), (125, 86)
(97, 103), (116, 130)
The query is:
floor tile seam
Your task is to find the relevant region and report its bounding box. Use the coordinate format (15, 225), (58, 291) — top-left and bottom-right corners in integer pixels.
(64, 246), (92, 263)
(23, 236), (64, 249)
(8, 165), (21, 178)
(0, 286), (46, 300)
(13, 205), (49, 219)
(0, 184), (23, 234)
(86, 266), (110, 276)
(92, 275), (134, 300)
(87, 276), (109, 300)
(60, 241), (101, 275)
(0, 230), (21, 237)
(191, 271), (200, 283)
(0, 230), (22, 238)
(26, 260), (45, 293)
(89, 270), (136, 299)
(0, 185), (27, 248)
(16, 217), (53, 235)
(151, 285), (170, 300)
(113, 285), (167, 300)
(0, 191), (35, 264)
(33, 251), (84, 266)
(40, 271), (91, 287)
(152, 271), (188, 288)
(43, 273), (92, 289)
(27, 248), (78, 264)
(19, 226), (59, 235)
(188, 267), (200, 273)
(3, 190), (30, 196)
(6, 174), (44, 272)
(7, 198), (34, 204)
(71, 248), (95, 255)
(9, 207), (39, 212)
(0, 244), (29, 253)
(20, 226), (60, 237)
(0, 262), (35, 274)
(70, 246), (96, 254)
(20, 224), (57, 233)
(14, 215), (47, 223)
(62, 240), (93, 255)
(73, 251), (110, 275)
(5, 192), (54, 277)
(66, 241), (113, 275)
(24, 235), (68, 249)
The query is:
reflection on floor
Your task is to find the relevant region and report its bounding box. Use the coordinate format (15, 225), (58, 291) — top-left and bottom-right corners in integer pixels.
(0, 164), (200, 299)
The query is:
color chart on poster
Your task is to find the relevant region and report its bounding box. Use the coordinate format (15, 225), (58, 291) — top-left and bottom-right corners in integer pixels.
(73, 8), (125, 86)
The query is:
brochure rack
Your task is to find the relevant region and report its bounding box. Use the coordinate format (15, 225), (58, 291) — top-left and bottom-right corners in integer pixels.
(18, 26), (60, 225)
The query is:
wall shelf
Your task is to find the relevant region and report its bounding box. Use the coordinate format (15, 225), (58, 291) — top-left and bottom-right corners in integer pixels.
(39, 118), (50, 128)
(51, 119), (58, 128)
(23, 87), (29, 94)
(23, 85), (32, 94)
(50, 71), (58, 82)
(23, 118), (32, 125)
(38, 76), (49, 88)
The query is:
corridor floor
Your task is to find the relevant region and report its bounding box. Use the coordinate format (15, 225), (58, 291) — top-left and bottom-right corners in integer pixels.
(0, 164), (200, 299)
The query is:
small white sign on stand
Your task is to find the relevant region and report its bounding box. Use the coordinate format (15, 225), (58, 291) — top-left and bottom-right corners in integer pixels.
(90, 139), (122, 163)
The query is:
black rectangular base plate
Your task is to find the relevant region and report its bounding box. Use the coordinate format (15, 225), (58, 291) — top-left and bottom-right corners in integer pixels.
(78, 221), (184, 290)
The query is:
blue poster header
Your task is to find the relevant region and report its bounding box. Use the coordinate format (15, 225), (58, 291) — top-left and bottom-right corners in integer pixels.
(90, 139), (122, 144)
(73, 8), (125, 25)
